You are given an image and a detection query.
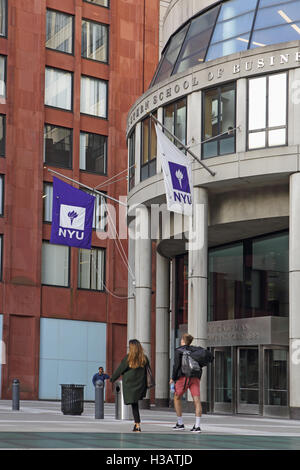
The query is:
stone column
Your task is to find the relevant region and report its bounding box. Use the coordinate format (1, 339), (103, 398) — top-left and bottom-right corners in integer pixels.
(135, 205), (152, 362)
(187, 187), (208, 409)
(155, 249), (170, 407)
(127, 218), (136, 347)
(289, 173), (300, 419)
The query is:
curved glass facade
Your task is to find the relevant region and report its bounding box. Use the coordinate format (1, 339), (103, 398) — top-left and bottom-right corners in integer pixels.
(151, 0), (300, 86)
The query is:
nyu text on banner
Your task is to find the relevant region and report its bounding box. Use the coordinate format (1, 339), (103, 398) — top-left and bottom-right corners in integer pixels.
(50, 177), (95, 249)
(155, 124), (193, 216)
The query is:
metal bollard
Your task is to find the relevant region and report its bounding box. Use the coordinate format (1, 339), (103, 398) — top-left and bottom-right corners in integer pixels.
(12, 378), (20, 411)
(95, 380), (104, 419)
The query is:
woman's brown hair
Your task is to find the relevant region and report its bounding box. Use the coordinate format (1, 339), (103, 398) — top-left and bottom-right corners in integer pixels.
(127, 339), (147, 368)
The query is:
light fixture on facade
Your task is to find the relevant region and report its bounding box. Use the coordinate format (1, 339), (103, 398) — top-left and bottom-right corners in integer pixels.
(278, 10), (300, 35)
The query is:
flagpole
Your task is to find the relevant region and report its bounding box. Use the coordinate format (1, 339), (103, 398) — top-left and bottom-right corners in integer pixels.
(46, 168), (128, 207)
(150, 113), (216, 177)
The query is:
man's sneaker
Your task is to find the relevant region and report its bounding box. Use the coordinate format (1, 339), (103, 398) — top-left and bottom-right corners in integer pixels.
(173, 423), (185, 430)
(190, 425), (201, 433)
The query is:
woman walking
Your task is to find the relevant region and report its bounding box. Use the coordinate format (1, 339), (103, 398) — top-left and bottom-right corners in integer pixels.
(110, 339), (149, 432)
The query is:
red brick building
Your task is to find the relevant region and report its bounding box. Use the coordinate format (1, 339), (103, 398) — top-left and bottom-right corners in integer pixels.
(0, 0), (159, 401)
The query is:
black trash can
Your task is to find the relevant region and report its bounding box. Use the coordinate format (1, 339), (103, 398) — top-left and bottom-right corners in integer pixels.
(60, 384), (85, 415)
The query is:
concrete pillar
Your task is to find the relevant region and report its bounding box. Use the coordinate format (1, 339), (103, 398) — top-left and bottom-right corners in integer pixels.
(289, 173), (300, 419)
(135, 206), (152, 361)
(155, 249), (170, 407)
(188, 187), (208, 408)
(127, 218), (136, 347)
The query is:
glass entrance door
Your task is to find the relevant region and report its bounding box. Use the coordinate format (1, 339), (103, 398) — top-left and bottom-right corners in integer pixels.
(214, 347), (232, 413)
(237, 347), (259, 414)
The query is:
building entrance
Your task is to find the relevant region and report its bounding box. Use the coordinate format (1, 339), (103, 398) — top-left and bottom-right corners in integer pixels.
(211, 346), (288, 417)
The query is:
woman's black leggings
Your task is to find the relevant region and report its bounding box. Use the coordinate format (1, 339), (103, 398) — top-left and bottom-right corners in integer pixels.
(131, 402), (140, 423)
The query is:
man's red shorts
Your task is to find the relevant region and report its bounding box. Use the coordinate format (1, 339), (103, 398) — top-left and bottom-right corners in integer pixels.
(174, 376), (200, 397)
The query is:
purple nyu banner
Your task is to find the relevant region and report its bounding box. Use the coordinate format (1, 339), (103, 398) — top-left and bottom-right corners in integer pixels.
(50, 177), (95, 249)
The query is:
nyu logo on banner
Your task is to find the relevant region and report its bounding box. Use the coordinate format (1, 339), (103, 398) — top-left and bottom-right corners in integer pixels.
(156, 124), (193, 216)
(50, 177), (95, 249)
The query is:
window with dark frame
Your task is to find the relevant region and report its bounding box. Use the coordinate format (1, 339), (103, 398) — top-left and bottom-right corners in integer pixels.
(0, 0), (7, 37)
(41, 241), (70, 287)
(78, 247), (105, 291)
(80, 76), (108, 118)
(202, 82), (236, 159)
(0, 234), (2, 281)
(43, 182), (53, 223)
(248, 72), (288, 150)
(0, 174), (3, 216)
(141, 112), (157, 182)
(83, 0), (109, 7)
(44, 124), (72, 169)
(163, 98), (187, 150)
(45, 67), (73, 111)
(82, 19), (109, 63)
(0, 114), (5, 157)
(46, 9), (74, 54)
(80, 132), (107, 174)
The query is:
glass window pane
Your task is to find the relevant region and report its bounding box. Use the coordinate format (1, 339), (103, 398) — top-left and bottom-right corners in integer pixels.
(220, 136), (235, 155)
(84, 0), (109, 6)
(44, 125), (72, 168)
(203, 140), (218, 159)
(220, 85), (235, 134)
(45, 68), (72, 110)
(0, 114), (5, 156)
(42, 242), (69, 286)
(268, 73), (287, 127)
(80, 76), (107, 118)
(0, 174), (3, 215)
(249, 131), (266, 149)
(252, 233), (289, 316)
(0, 0), (7, 37)
(208, 244), (244, 321)
(0, 55), (6, 98)
(218, 0), (258, 22)
(46, 10), (73, 54)
(255, 1), (300, 29)
(248, 77), (266, 130)
(43, 183), (53, 222)
(211, 12), (255, 43)
(264, 349), (288, 406)
(80, 132), (107, 174)
(206, 33), (250, 61)
(175, 99), (187, 147)
(128, 130), (135, 191)
(78, 248), (105, 290)
(82, 20), (108, 62)
(268, 128), (286, 147)
(251, 22), (300, 48)
(152, 24), (189, 84)
(204, 88), (219, 139)
(174, 7), (219, 74)
(150, 117), (157, 161)
(142, 117), (149, 165)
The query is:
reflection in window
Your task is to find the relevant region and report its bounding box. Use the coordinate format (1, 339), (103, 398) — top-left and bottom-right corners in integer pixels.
(80, 76), (108, 118)
(251, 1), (300, 48)
(80, 132), (107, 174)
(45, 67), (72, 110)
(78, 247), (105, 291)
(44, 125), (72, 169)
(264, 349), (288, 407)
(248, 73), (287, 149)
(82, 20), (108, 62)
(0, 0), (7, 37)
(202, 83), (236, 158)
(163, 98), (187, 149)
(0, 55), (6, 99)
(173, 7), (219, 74)
(208, 232), (289, 321)
(141, 112), (157, 181)
(151, 25), (189, 85)
(46, 10), (73, 54)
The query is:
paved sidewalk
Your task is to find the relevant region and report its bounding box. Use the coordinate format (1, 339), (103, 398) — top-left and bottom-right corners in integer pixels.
(0, 400), (300, 449)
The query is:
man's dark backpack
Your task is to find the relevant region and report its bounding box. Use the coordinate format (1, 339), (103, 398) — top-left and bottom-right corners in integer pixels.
(181, 347), (214, 378)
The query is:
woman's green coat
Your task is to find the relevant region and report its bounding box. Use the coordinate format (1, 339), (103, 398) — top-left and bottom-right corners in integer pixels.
(111, 354), (149, 404)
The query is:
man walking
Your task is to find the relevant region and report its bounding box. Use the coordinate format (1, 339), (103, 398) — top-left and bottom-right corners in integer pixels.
(170, 333), (202, 433)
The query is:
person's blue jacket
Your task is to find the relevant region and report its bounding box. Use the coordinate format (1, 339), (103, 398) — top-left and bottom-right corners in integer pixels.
(92, 372), (110, 386)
